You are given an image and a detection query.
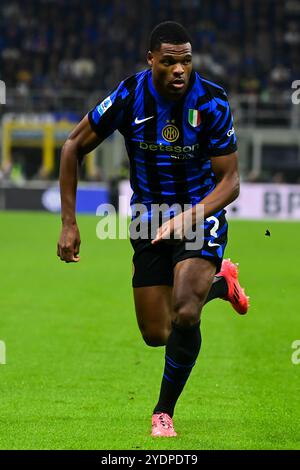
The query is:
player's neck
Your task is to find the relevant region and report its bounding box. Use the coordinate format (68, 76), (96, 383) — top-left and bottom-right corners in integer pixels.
(154, 81), (186, 102)
(149, 74), (185, 102)
(149, 70), (194, 102)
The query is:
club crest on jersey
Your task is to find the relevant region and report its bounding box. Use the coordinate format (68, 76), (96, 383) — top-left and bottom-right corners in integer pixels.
(162, 125), (179, 142)
(188, 109), (201, 127)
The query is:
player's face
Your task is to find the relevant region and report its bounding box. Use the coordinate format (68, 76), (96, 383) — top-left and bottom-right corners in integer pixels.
(147, 42), (192, 100)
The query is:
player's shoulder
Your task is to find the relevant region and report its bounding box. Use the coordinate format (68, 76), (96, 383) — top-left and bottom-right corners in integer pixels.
(119, 70), (149, 96)
(194, 73), (229, 108)
(196, 73), (228, 99)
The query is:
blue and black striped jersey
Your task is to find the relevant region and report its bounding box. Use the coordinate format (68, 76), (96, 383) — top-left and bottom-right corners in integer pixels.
(88, 69), (237, 208)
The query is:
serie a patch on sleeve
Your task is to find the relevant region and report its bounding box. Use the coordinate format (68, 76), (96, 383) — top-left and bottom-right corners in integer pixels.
(96, 96), (112, 117)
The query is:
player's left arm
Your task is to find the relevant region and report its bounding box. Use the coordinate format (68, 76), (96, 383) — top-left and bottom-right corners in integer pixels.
(152, 90), (240, 243)
(194, 89), (240, 220)
(197, 151), (239, 219)
(152, 152), (239, 244)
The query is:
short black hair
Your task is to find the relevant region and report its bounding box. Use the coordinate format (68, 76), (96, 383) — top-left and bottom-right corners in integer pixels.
(149, 21), (192, 52)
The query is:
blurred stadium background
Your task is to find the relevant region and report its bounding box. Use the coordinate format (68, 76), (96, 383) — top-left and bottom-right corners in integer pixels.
(0, 0), (300, 450)
(1, 0), (300, 215)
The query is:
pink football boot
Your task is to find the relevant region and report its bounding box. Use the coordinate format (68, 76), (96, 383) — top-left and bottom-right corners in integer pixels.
(151, 413), (177, 437)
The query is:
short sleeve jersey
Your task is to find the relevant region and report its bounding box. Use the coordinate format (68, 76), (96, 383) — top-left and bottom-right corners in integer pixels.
(88, 70), (237, 208)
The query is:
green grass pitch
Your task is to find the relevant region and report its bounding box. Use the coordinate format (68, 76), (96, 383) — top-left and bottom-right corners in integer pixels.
(0, 211), (299, 450)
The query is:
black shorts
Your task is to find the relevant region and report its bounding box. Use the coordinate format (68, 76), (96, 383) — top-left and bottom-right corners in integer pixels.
(130, 210), (228, 288)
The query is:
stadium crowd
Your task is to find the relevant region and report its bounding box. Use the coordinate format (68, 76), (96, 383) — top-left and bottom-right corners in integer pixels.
(0, 0), (299, 97)
(0, 0), (299, 184)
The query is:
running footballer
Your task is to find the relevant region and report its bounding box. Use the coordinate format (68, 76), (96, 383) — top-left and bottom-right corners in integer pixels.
(57, 21), (249, 437)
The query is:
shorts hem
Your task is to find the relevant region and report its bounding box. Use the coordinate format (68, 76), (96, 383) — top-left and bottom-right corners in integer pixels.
(172, 253), (222, 273)
(132, 280), (173, 288)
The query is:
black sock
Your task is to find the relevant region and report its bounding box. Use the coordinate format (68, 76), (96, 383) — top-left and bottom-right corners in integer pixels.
(205, 276), (228, 304)
(153, 321), (201, 418)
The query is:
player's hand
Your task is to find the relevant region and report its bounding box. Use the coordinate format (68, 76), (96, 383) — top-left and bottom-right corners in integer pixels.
(57, 223), (81, 263)
(152, 213), (185, 245)
(152, 208), (196, 245)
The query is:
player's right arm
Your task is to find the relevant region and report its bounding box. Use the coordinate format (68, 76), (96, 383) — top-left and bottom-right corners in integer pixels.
(57, 77), (132, 262)
(57, 115), (103, 263)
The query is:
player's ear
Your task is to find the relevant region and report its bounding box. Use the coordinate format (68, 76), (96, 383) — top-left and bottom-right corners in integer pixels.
(147, 51), (154, 67)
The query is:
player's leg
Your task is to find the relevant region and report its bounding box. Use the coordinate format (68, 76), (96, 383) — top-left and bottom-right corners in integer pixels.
(209, 258), (250, 314)
(133, 285), (173, 347)
(187, 210), (249, 313)
(131, 243), (229, 347)
(205, 272), (228, 302)
(151, 257), (216, 437)
(131, 237), (174, 346)
(133, 259), (249, 351)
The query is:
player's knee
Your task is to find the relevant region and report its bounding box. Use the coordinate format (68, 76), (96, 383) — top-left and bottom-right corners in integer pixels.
(173, 299), (203, 327)
(142, 329), (169, 347)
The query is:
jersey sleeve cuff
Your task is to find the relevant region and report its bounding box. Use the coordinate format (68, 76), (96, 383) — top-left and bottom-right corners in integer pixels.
(88, 111), (102, 137)
(206, 144), (237, 157)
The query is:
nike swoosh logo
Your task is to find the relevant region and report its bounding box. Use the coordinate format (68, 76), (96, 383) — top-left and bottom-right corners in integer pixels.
(134, 116), (154, 125)
(208, 240), (221, 247)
